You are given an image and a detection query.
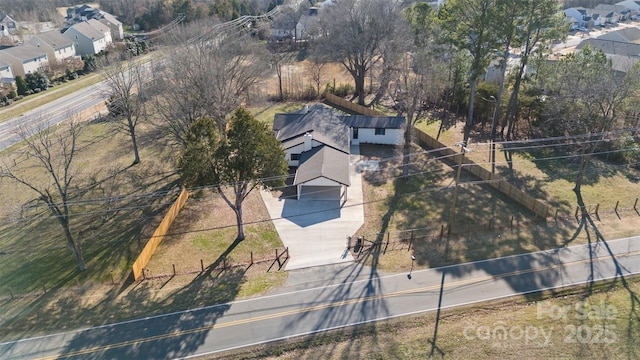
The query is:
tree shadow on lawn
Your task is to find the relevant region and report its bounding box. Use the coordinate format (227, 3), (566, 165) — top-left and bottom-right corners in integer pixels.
(55, 266), (246, 360)
(0, 171), (182, 340)
(500, 146), (640, 197)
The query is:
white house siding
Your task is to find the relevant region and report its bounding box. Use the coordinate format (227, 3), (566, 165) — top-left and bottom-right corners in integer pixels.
(284, 139), (327, 166)
(22, 54), (48, 75)
(54, 45), (76, 62)
(0, 64), (13, 79)
(352, 128), (403, 146)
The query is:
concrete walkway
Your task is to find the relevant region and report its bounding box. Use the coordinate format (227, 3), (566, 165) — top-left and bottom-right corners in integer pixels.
(261, 145), (364, 270)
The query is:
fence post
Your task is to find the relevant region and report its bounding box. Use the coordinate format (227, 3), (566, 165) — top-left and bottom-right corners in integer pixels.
(409, 230), (414, 251)
(614, 201), (618, 214)
(172, 264), (176, 276)
(200, 259), (204, 272)
(510, 215), (514, 231)
(142, 269), (146, 280)
(276, 249), (280, 267)
(595, 203), (600, 217)
(575, 206), (579, 218)
(250, 251), (254, 265)
(634, 198), (639, 212)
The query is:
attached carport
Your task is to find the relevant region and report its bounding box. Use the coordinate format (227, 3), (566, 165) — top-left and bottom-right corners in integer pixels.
(294, 145), (350, 201)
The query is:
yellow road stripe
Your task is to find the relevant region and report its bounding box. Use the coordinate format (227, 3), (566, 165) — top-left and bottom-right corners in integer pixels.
(35, 249), (640, 359)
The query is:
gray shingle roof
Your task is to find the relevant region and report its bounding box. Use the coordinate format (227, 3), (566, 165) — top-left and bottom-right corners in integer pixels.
(294, 145), (351, 186)
(1, 44), (47, 61)
(275, 103), (350, 153)
(30, 30), (74, 50)
(576, 38), (640, 57)
(65, 21), (105, 40)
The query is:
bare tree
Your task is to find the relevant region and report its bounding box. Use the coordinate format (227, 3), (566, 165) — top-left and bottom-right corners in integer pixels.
(153, 23), (269, 146)
(304, 59), (326, 99)
(0, 117), (87, 271)
(103, 56), (148, 165)
(316, 0), (409, 106)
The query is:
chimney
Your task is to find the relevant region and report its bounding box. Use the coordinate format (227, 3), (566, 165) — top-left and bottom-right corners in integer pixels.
(303, 132), (312, 152)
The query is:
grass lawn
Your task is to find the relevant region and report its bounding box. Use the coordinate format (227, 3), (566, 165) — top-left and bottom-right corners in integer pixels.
(0, 103), (290, 340)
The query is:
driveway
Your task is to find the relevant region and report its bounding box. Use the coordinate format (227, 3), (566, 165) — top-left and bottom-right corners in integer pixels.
(261, 145), (364, 270)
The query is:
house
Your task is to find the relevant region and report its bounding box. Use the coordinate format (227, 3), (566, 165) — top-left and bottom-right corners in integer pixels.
(565, 8), (595, 30)
(66, 4), (101, 24)
(589, 9), (619, 25)
(616, 0), (640, 15)
(27, 31), (77, 67)
(98, 11), (124, 41)
(270, 12), (296, 40)
(595, 4), (631, 21)
(0, 44), (48, 77)
(597, 27), (640, 43)
(63, 20), (113, 56)
(295, 7), (321, 41)
(0, 59), (14, 92)
(66, 5), (123, 41)
(0, 15), (18, 36)
(576, 38), (640, 72)
(273, 103), (405, 200)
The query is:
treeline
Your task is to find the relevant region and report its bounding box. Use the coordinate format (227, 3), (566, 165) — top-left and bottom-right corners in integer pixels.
(0, 0), (282, 30)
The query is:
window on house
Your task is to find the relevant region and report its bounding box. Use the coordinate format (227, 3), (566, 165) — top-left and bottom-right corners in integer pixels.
(291, 153), (301, 161)
(375, 128), (386, 135)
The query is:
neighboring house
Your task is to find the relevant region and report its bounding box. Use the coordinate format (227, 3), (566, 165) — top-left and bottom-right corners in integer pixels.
(0, 15), (18, 36)
(270, 12), (296, 40)
(66, 4), (101, 24)
(0, 59), (14, 91)
(273, 103), (405, 200)
(616, 0), (640, 15)
(27, 30), (77, 67)
(0, 44), (48, 77)
(565, 8), (595, 29)
(597, 27), (640, 43)
(595, 4), (631, 21)
(576, 38), (640, 72)
(63, 20), (112, 56)
(295, 8), (320, 41)
(98, 11), (124, 41)
(66, 5), (123, 41)
(589, 9), (619, 25)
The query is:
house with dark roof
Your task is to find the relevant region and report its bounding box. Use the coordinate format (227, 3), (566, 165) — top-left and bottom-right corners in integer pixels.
(0, 44), (48, 77)
(273, 103), (405, 200)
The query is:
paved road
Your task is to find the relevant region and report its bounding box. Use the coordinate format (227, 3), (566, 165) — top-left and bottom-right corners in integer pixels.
(0, 81), (109, 151)
(1, 236), (639, 359)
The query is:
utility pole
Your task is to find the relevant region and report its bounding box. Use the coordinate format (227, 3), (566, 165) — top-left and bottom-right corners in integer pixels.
(447, 143), (468, 235)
